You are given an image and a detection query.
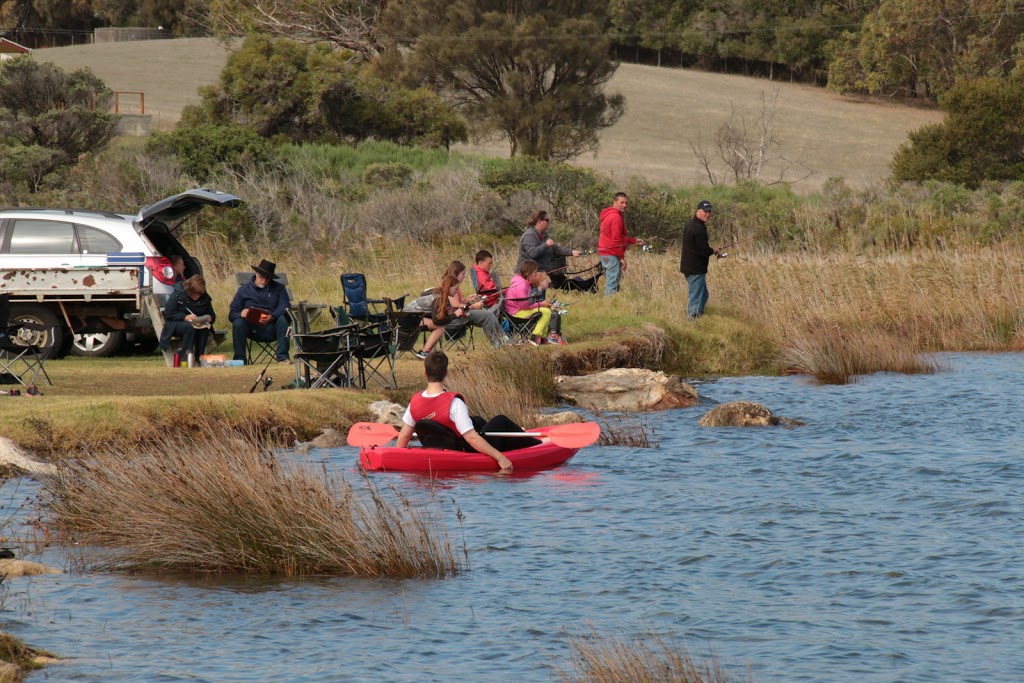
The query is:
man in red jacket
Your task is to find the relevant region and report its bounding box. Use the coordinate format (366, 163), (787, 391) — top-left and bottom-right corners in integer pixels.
(597, 192), (645, 296)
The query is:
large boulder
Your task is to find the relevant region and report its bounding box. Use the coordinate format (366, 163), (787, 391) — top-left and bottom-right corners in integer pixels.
(554, 369), (698, 412)
(368, 400), (405, 428)
(698, 400), (805, 427)
(0, 438), (56, 477)
(0, 559), (62, 578)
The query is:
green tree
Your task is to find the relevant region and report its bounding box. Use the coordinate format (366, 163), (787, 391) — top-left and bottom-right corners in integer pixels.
(381, 0), (624, 162)
(829, 0), (1024, 99)
(891, 75), (1024, 187)
(0, 58), (116, 191)
(183, 36), (467, 148)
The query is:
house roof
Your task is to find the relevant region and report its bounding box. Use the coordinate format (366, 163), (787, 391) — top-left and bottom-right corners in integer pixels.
(0, 38), (31, 54)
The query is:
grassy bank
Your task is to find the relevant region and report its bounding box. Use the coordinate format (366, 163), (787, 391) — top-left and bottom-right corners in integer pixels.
(4, 243), (1020, 455)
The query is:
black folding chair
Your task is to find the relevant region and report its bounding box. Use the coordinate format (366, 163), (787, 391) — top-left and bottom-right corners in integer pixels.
(351, 320), (398, 389)
(440, 319), (475, 353)
(0, 323), (54, 387)
(500, 309), (543, 344)
(388, 310), (427, 359)
(292, 324), (358, 389)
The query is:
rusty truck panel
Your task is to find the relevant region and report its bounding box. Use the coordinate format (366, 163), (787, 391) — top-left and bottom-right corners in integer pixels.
(0, 267), (148, 306)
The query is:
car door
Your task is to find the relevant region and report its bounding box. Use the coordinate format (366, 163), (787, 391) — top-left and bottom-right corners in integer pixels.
(1, 218), (82, 268)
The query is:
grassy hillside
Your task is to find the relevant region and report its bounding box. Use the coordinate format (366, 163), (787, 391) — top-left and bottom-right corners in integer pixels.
(33, 37), (941, 192)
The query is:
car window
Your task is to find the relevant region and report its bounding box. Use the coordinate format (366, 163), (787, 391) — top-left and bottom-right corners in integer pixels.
(8, 220), (75, 255)
(77, 225), (122, 254)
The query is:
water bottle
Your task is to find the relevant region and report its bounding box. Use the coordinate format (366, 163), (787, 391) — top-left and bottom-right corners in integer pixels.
(172, 352), (180, 368)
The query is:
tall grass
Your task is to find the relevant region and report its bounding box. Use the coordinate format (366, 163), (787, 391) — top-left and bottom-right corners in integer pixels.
(447, 346), (555, 427)
(632, 245), (1024, 381)
(558, 628), (750, 683)
(43, 423), (462, 577)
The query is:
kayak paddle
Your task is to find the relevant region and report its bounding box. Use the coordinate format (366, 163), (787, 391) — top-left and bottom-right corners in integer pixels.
(346, 421), (601, 449)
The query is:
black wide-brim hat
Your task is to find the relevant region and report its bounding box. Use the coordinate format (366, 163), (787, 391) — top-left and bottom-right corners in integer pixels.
(252, 258), (279, 280)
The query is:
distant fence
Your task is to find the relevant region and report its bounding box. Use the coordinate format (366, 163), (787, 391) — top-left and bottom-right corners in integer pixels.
(94, 28), (170, 44)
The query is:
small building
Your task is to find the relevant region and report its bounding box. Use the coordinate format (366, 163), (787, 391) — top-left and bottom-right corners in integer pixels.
(0, 37), (31, 60)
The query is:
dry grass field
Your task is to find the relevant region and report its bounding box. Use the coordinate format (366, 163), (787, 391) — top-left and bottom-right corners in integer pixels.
(33, 38), (942, 191)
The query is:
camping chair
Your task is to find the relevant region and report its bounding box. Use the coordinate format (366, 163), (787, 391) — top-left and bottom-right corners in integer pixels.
(439, 319), (474, 353)
(551, 257), (604, 293)
(351, 320), (397, 389)
(234, 272), (295, 365)
(292, 324), (358, 389)
(0, 323), (54, 387)
(388, 310), (427, 359)
(500, 308), (543, 344)
(340, 273), (407, 323)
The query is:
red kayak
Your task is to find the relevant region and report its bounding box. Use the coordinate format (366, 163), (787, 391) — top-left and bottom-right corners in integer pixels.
(359, 425), (580, 473)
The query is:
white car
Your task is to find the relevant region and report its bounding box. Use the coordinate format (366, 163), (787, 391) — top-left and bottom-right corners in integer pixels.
(0, 189), (241, 357)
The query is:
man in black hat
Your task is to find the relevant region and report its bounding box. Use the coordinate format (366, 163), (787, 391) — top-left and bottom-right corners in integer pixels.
(680, 200), (719, 320)
(228, 259), (292, 363)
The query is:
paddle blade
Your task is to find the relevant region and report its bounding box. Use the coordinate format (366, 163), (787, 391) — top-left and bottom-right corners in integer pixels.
(346, 422), (400, 447)
(547, 422), (601, 448)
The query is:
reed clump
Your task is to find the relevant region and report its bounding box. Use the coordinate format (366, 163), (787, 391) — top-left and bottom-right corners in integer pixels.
(42, 423), (462, 578)
(446, 345), (555, 427)
(593, 412), (659, 448)
(781, 320), (942, 384)
(558, 629), (750, 683)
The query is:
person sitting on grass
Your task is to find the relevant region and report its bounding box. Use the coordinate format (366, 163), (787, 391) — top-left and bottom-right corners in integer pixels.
(396, 350), (541, 471)
(228, 258), (292, 364)
(159, 275), (216, 364)
(504, 259), (552, 346)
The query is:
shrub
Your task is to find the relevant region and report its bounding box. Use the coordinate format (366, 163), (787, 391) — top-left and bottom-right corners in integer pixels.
(147, 124), (273, 181)
(43, 424), (463, 578)
(362, 162), (415, 189)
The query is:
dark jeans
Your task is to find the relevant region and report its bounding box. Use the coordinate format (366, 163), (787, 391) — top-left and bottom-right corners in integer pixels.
(415, 415), (541, 452)
(232, 315), (290, 363)
(160, 321), (210, 359)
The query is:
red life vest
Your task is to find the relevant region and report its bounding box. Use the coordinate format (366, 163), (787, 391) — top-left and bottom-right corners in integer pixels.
(408, 391), (465, 435)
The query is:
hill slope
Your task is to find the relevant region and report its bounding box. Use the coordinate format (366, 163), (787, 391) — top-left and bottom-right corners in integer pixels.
(34, 38), (942, 192)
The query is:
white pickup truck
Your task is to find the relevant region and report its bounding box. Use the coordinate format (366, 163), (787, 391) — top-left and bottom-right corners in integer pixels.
(0, 189), (242, 357)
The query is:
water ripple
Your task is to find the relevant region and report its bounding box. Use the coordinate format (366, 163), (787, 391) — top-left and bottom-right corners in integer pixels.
(1, 353), (1022, 681)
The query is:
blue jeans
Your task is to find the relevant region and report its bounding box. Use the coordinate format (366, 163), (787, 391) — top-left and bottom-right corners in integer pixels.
(601, 256), (622, 296)
(686, 273), (709, 319)
(232, 315), (291, 363)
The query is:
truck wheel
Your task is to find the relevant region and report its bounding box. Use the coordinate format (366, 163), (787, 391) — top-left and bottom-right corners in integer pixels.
(69, 330), (127, 358)
(9, 305), (65, 358)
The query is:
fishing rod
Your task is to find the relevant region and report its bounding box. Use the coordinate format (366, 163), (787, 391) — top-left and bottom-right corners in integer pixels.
(248, 357), (274, 393)
(716, 235), (757, 259)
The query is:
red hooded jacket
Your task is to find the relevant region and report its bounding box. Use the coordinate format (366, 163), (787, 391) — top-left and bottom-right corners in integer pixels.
(597, 206), (636, 258)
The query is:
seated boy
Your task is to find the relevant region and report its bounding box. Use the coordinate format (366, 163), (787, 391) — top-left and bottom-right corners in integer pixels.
(396, 350), (540, 471)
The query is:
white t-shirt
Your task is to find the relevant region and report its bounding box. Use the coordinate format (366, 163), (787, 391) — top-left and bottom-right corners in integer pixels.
(402, 390), (474, 435)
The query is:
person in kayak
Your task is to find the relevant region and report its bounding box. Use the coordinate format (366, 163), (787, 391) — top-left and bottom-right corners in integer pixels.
(396, 350), (540, 471)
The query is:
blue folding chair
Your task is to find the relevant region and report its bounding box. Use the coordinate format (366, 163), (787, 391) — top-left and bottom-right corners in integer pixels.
(340, 273), (406, 323)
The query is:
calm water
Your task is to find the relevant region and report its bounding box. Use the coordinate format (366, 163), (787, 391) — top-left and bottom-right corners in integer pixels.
(2, 353), (1022, 682)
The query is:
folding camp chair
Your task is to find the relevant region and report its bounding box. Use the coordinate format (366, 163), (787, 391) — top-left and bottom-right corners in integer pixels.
(340, 273), (407, 323)
(500, 309), (543, 344)
(388, 310), (426, 359)
(351, 320), (397, 389)
(440, 318), (474, 353)
(0, 323), (54, 387)
(234, 272), (295, 365)
(292, 324), (358, 389)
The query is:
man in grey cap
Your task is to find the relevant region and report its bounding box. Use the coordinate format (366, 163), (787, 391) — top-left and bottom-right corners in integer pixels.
(679, 200), (719, 320)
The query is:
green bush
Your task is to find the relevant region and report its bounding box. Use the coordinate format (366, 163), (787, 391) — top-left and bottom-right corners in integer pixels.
(277, 141), (461, 181)
(361, 162), (415, 189)
(147, 125), (273, 181)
